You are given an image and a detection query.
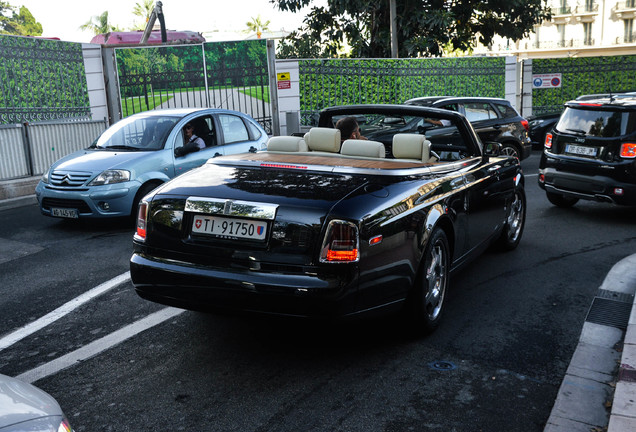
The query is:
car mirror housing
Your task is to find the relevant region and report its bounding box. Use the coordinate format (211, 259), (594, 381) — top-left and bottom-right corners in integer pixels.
(484, 142), (502, 156)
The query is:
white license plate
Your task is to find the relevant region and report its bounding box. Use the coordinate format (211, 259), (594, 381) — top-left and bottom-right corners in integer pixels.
(566, 144), (597, 157)
(192, 215), (267, 240)
(51, 207), (78, 219)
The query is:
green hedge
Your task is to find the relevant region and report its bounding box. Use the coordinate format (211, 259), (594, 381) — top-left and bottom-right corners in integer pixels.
(532, 56), (636, 115)
(299, 57), (506, 124)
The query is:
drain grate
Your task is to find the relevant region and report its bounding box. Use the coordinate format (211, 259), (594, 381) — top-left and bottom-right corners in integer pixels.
(585, 290), (634, 330)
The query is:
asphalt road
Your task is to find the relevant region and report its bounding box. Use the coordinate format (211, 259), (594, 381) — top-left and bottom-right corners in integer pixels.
(1, 151), (635, 431)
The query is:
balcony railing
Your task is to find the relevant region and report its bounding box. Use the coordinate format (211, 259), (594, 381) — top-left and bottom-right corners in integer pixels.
(616, 0), (636, 10)
(574, 3), (599, 14)
(615, 33), (636, 43)
(552, 6), (572, 15)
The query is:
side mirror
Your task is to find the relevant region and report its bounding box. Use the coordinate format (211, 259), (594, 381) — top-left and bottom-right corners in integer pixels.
(483, 142), (502, 156)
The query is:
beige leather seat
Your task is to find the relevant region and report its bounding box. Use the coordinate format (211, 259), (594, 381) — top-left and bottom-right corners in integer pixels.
(392, 134), (432, 162)
(266, 136), (308, 152)
(303, 127), (341, 153)
(340, 139), (386, 158)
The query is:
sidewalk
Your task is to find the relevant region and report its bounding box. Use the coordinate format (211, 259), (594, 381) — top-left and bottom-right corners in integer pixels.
(2, 177), (636, 430)
(0, 176), (39, 210)
(544, 254), (636, 431)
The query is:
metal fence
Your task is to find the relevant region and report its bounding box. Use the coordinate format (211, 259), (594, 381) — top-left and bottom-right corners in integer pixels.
(115, 40), (272, 134)
(0, 119), (107, 181)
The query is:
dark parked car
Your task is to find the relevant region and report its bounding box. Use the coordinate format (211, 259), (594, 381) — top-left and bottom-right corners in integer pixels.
(538, 92), (636, 207)
(130, 104), (525, 334)
(404, 96), (532, 160)
(527, 112), (561, 149)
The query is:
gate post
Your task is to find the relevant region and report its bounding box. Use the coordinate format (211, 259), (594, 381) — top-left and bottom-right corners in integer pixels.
(521, 59), (533, 117)
(101, 47), (122, 125)
(267, 40), (280, 136)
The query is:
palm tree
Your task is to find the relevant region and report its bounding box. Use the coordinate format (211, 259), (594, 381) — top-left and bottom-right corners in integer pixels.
(245, 15), (271, 39)
(132, 0), (155, 30)
(79, 11), (119, 35)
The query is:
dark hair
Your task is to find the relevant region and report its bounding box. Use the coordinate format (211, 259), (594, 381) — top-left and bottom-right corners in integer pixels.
(335, 116), (359, 141)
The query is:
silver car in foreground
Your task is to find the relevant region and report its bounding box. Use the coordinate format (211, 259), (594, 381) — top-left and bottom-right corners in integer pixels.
(0, 373), (73, 431)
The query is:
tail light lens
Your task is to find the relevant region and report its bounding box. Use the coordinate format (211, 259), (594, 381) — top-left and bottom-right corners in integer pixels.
(520, 119), (529, 132)
(620, 143), (636, 158)
(320, 220), (359, 263)
(545, 133), (553, 149)
(134, 201), (148, 241)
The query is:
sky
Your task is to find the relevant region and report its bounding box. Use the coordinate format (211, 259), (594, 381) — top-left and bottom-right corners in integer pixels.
(14, 0), (317, 43)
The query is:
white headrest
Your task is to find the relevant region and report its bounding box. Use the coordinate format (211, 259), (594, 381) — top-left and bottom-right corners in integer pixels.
(341, 139), (386, 158)
(267, 136), (308, 152)
(392, 134), (430, 162)
(304, 127), (341, 153)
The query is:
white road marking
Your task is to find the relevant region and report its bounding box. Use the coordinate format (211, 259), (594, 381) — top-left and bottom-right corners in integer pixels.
(525, 173), (538, 177)
(0, 272), (131, 352)
(17, 307), (185, 384)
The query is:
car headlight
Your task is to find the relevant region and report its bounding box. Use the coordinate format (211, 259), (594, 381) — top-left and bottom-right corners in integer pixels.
(41, 168), (50, 184)
(88, 170), (131, 186)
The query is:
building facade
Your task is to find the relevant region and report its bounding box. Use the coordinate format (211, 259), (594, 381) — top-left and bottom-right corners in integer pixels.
(474, 0), (636, 58)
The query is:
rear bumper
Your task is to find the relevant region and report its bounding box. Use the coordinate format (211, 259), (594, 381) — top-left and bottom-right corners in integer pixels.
(130, 252), (361, 318)
(538, 168), (636, 205)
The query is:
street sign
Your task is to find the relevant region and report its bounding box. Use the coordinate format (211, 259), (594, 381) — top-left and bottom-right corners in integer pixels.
(532, 73), (562, 89)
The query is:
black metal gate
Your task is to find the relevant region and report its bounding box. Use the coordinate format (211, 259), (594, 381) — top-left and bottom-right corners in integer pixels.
(115, 40), (272, 134)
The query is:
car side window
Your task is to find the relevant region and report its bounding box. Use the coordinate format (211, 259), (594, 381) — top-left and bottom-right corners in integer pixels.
(219, 114), (250, 144)
(464, 103), (498, 122)
(493, 103), (518, 119)
(247, 121), (262, 140)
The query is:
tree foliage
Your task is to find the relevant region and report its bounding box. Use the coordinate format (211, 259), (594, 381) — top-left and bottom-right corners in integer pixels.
(0, 2), (42, 36)
(272, 0), (551, 58)
(131, 0), (155, 30)
(80, 11), (121, 35)
(245, 15), (271, 38)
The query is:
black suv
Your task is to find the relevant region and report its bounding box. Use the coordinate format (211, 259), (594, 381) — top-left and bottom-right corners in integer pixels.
(404, 96), (532, 160)
(538, 92), (636, 207)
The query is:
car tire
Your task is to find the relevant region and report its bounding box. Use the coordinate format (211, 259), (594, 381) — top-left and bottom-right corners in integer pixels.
(496, 186), (526, 251)
(546, 191), (578, 208)
(501, 144), (520, 159)
(406, 228), (449, 335)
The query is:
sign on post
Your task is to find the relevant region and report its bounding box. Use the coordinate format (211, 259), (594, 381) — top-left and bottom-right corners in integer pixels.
(532, 73), (562, 89)
(277, 72), (291, 90)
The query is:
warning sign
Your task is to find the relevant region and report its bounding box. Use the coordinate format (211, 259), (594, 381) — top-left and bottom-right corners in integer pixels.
(532, 73), (562, 89)
(277, 72), (291, 90)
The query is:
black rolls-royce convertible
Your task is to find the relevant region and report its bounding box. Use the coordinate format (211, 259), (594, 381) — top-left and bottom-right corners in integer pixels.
(130, 105), (525, 334)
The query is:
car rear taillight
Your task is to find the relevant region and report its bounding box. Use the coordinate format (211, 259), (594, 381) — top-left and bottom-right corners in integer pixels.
(521, 119), (529, 132)
(545, 133), (553, 149)
(135, 202), (148, 241)
(620, 143), (636, 158)
(320, 220), (359, 263)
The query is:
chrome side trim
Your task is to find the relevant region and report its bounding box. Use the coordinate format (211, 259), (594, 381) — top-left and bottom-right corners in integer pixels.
(185, 197), (278, 220)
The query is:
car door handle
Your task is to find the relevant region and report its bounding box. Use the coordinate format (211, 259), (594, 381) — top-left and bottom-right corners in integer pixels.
(493, 125), (501, 130)
(249, 146), (257, 153)
(213, 152), (222, 157)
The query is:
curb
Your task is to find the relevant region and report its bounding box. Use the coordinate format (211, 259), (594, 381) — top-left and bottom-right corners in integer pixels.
(0, 194), (37, 211)
(544, 254), (636, 432)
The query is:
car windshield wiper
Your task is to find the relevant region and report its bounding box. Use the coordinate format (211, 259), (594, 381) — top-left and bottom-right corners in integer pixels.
(565, 128), (587, 136)
(98, 145), (140, 151)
